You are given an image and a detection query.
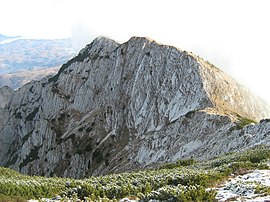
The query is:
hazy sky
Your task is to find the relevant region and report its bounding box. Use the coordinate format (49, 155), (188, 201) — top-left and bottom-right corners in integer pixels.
(1, 0), (270, 104)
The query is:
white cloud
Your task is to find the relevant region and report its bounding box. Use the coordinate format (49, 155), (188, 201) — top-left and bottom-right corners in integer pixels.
(70, 21), (97, 52)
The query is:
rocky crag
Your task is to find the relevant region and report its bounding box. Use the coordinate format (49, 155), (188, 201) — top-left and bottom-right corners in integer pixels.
(0, 37), (270, 178)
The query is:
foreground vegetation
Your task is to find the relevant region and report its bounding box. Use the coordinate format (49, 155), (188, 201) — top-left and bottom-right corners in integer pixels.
(1, 146), (270, 202)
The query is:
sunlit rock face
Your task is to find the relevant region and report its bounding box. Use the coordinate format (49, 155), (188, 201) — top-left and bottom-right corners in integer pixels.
(0, 36), (270, 178)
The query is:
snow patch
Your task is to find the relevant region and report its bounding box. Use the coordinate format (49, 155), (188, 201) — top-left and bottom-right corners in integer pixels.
(215, 168), (270, 201)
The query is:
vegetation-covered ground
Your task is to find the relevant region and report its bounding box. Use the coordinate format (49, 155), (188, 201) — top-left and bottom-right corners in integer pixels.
(1, 146), (270, 202)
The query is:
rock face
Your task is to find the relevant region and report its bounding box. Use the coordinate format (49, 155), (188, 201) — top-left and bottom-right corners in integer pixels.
(0, 36), (270, 178)
(0, 86), (14, 129)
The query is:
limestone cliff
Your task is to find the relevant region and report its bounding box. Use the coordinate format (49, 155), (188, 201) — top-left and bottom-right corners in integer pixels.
(0, 36), (270, 178)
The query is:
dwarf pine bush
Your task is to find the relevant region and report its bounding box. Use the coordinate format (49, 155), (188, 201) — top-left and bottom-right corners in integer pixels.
(1, 145), (270, 201)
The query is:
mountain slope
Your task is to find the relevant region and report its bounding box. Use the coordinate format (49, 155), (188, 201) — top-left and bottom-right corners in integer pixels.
(1, 146), (270, 201)
(0, 34), (20, 42)
(0, 37), (75, 89)
(0, 67), (59, 89)
(0, 36), (270, 178)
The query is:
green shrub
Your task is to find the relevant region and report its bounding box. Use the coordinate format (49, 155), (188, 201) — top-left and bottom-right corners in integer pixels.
(177, 158), (196, 166)
(254, 184), (270, 195)
(0, 194), (26, 202)
(141, 185), (216, 202)
(159, 158), (196, 169)
(1, 146), (270, 201)
(235, 116), (256, 129)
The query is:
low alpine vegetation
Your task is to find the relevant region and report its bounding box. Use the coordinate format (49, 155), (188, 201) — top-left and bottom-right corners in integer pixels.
(235, 115), (257, 129)
(0, 145), (270, 202)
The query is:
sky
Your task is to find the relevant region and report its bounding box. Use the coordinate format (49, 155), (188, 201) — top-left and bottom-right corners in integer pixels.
(1, 0), (270, 104)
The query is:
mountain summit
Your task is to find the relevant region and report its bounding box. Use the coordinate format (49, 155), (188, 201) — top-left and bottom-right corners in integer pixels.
(0, 36), (270, 178)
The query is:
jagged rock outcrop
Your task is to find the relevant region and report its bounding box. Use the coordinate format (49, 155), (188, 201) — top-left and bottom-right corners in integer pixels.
(0, 36), (270, 178)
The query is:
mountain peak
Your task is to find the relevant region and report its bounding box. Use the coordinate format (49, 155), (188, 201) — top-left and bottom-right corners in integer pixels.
(1, 36), (270, 178)
(79, 36), (119, 55)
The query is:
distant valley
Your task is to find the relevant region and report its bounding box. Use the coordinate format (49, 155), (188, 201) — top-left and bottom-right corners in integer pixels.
(0, 34), (76, 89)
(0, 34), (20, 42)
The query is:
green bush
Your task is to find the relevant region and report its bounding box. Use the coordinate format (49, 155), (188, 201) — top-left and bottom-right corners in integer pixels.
(159, 158), (196, 169)
(235, 116), (256, 129)
(1, 146), (270, 201)
(0, 194), (26, 202)
(254, 184), (270, 195)
(141, 185), (216, 202)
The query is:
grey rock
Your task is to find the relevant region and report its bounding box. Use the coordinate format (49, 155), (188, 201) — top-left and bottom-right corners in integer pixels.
(0, 85), (14, 129)
(0, 36), (270, 178)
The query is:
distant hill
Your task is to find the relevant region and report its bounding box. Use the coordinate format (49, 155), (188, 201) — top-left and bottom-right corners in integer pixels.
(0, 35), (76, 89)
(0, 34), (20, 42)
(0, 67), (59, 89)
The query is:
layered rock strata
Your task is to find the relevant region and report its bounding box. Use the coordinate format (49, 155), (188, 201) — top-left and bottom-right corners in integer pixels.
(0, 37), (270, 178)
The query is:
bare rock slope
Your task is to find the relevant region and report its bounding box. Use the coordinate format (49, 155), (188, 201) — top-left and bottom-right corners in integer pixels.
(0, 37), (270, 178)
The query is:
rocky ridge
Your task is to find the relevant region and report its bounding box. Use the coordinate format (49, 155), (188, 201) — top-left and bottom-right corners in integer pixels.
(0, 36), (270, 178)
